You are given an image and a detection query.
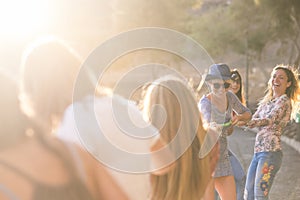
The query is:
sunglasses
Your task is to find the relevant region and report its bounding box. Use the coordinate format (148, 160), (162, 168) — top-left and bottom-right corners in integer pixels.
(213, 82), (231, 89)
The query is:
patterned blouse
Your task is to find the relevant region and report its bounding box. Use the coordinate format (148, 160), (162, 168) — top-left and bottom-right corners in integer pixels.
(251, 94), (291, 153)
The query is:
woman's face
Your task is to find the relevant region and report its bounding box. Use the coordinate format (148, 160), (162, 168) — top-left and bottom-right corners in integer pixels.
(271, 69), (291, 96)
(230, 76), (241, 95)
(208, 79), (231, 97)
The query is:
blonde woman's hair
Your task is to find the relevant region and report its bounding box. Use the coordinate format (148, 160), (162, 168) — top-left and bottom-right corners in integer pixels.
(143, 76), (211, 200)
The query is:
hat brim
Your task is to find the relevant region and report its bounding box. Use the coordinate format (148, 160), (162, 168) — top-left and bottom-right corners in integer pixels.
(205, 74), (231, 81)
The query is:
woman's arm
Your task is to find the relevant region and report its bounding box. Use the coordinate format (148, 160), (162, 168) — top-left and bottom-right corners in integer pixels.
(229, 92), (252, 125)
(198, 97), (212, 124)
(232, 112), (252, 126)
(246, 96), (291, 128)
(246, 118), (270, 128)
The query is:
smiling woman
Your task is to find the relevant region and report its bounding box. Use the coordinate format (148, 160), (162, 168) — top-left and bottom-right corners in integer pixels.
(0, 0), (49, 38)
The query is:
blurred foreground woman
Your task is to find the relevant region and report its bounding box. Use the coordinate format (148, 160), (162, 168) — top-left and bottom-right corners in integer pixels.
(143, 76), (219, 200)
(0, 38), (128, 200)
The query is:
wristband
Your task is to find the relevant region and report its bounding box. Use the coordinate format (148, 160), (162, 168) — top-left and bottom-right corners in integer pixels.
(222, 120), (232, 127)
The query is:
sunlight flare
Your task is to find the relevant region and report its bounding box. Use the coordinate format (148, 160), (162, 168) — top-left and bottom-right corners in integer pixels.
(0, 0), (49, 37)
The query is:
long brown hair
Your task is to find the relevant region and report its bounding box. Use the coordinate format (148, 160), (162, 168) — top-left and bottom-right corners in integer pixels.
(20, 36), (82, 132)
(231, 69), (246, 104)
(143, 76), (211, 200)
(260, 65), (299, 104)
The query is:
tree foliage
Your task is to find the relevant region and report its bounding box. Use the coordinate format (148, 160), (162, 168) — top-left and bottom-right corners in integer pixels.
(112, 0), (198, 33)
(255, 0), (300, 66)
(111, 0), (300, 67)
(189, 0), (300, 66)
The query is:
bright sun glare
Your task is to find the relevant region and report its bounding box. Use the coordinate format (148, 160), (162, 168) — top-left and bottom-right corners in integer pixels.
(0, 0), (49, 37)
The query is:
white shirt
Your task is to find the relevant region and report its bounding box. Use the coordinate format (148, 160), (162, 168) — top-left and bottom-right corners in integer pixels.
(57, 94), (157, 200)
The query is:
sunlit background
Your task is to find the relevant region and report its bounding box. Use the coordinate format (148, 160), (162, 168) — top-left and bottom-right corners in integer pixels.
(0, 0), (49, 37)
(0, 0), (113, 74)
(0, 1), (299, 199)
(0, 0), (299, 106)
(0, 0), (300, 199)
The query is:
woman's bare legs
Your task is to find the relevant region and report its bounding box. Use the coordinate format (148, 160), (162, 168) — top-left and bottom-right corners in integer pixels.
(203, 179), (215, 200)
(215, 175), (236, 200)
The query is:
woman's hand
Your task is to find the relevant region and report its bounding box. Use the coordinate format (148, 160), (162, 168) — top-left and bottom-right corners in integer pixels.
(231, 113), (251, 126)
(246, 120), (256, 128)
(236, 121), (248, 127)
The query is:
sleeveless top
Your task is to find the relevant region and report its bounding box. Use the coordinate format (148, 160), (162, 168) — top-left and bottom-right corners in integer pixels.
(0, 135), (95, 200)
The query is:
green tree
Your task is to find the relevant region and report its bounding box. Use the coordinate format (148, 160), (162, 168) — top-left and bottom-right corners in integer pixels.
(111, 0), (198, 33)
(189, 0), (300, 67)
(255, 0), (300, 67)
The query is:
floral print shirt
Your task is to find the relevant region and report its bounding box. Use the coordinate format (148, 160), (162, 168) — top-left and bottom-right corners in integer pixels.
(251, 94), (291, 153)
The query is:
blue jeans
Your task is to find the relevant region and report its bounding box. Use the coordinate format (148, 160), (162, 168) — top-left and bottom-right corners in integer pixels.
(244, 151), (282, 200)
(215, 150), (246, 200)
(229, 150), (246, 200)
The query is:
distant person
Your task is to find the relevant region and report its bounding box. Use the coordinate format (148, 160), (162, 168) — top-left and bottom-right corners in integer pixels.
(198, 64), (251, 200)
(244, 65), (299, 200)
(296, 74), (300, 133)
(143, 76), (219, 200)
(16, 37), (129, 199)
(293, 74), (300, 126)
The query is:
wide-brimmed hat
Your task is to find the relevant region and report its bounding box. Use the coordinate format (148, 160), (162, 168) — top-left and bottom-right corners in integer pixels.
(205, 63), (231, 81)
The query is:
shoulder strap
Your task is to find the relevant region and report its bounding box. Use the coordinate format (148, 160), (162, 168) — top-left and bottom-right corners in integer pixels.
(63, 142), (87, 183)
(0, 159), (38, 184)
(0, 184), (21, 200)
(37, 135), (83, 180)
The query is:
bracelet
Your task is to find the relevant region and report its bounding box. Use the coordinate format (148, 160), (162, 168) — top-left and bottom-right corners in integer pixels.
(222, 120), (232, 127)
